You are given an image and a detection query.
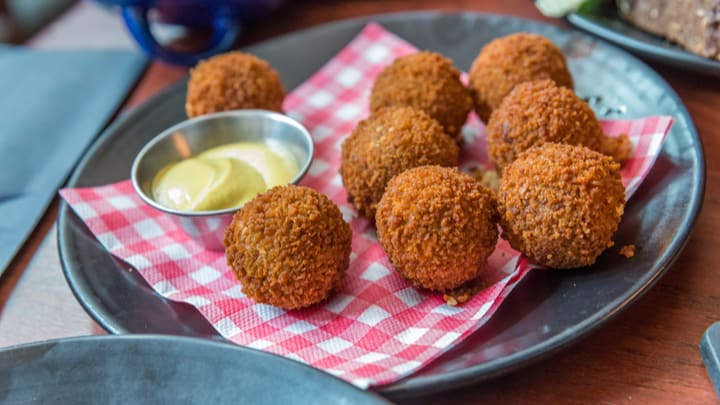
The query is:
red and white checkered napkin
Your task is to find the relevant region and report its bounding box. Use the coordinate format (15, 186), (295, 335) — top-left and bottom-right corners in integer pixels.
(60, 23), (673, 388)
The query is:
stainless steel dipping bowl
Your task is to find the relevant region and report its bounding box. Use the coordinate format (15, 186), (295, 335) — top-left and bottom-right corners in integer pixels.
(131, 110), (314, 250)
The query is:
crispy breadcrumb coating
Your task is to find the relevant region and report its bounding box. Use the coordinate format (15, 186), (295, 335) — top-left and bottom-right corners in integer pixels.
(486, 80), (606, 172)
(376, 166), (498, 291)
(498, 143), (625, 269)
(370, 51), (472, 141)
(469, 33), (573, 122)
(601, 134), (633, 164)
(186, 51), (285, 118)
(224, 185), (352, 310)
(340, 106), (459, 219)
(470, 167), (500, 192)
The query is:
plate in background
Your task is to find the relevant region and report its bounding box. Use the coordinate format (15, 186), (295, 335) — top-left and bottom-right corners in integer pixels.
(567, 7), (720, 78)
(58, 11), (705, 399)
(0, 335), (390, 404)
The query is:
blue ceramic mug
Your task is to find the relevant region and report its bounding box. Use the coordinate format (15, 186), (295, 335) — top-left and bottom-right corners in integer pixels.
(97, 0), (283, 66)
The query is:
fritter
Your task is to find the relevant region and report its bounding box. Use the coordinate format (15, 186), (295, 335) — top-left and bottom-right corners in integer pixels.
(486, 79), (606, 172)
(601, 133), (634, 164)
(369, 51), (473, 141)
(340, 106), (459, 220)
(498, 143), (625, 269)
(224, 185), (352, 310)
(376, 166), (498, 291)
(186, 51), (285, 118)
(469, 33), (573, 122)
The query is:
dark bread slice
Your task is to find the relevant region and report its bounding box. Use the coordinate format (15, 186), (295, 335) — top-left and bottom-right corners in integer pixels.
(618, 0), (720, 60)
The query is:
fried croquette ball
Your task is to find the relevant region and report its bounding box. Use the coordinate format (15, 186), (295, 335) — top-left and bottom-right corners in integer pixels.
(469, 33), (573, 122)
(376, 166), (498, 291)
(186, 51), (285, 118)
(224, 185), (352, 310)
(498, 143), (625, 269)
(486, 80), (606, 172)
(369, 51), (472, 141)
(600, 133), (633, 164)
(340, 106), (459, 219)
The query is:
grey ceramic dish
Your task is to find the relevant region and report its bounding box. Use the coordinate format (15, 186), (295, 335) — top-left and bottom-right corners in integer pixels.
(58, 11), (705, 399)
(567, 8), (720, 78)
(0, 335), (391, 404)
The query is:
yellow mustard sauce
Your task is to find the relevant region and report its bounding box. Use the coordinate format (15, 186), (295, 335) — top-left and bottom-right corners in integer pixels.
(151, 142), (298, 211)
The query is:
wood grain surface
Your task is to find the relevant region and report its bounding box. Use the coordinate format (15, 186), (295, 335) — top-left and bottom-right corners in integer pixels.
(1, 1), (718, 403)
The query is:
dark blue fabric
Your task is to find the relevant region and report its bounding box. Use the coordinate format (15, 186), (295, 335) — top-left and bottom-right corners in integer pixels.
(0, 47), (147, 275)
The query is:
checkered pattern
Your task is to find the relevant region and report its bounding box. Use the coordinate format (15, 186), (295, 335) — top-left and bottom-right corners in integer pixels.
(60, 23), (673, 388)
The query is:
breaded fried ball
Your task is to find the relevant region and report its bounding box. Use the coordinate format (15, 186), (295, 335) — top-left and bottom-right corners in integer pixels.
(186, 51), (284, 118)
(469, 33), (573, 122)
(340, 106), (459, 219)
(224, 185), (352, 310)
(376, 166), (498, 291)
(601, 133), (633, 164)
(498, 143), (625, 269)
(486, 80), (605, 172)
(369, 51), (472, 141)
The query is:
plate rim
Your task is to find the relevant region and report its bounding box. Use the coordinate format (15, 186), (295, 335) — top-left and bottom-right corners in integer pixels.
(57, 10), (707, 398)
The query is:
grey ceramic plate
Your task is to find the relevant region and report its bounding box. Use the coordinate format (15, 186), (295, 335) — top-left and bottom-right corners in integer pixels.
(567, 7), (720, 78)
(58, 12), (705, 399)
(0, 335), (390, 404)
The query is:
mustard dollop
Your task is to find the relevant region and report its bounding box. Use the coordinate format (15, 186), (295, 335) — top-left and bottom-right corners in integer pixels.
(151, 142), (297, 211)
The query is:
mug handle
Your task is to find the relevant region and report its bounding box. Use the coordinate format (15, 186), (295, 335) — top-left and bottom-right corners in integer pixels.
(121, 5), (240, 66)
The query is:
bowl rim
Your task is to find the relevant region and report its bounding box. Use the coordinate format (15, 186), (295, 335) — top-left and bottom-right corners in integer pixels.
(130, 109), (315, 217)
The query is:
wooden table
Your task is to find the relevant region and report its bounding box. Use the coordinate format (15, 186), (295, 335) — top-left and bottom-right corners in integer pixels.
(2, 1), (719, 403)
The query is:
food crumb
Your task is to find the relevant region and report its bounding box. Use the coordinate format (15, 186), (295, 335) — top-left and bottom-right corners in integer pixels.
(444, 295), (458, 306)
(443, 277), (488, 306)
(620, 244), (636, 259)
(470, 168), (500, 191)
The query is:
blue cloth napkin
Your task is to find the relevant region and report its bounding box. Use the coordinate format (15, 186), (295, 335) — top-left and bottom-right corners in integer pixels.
(0, 46), (147, 275)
